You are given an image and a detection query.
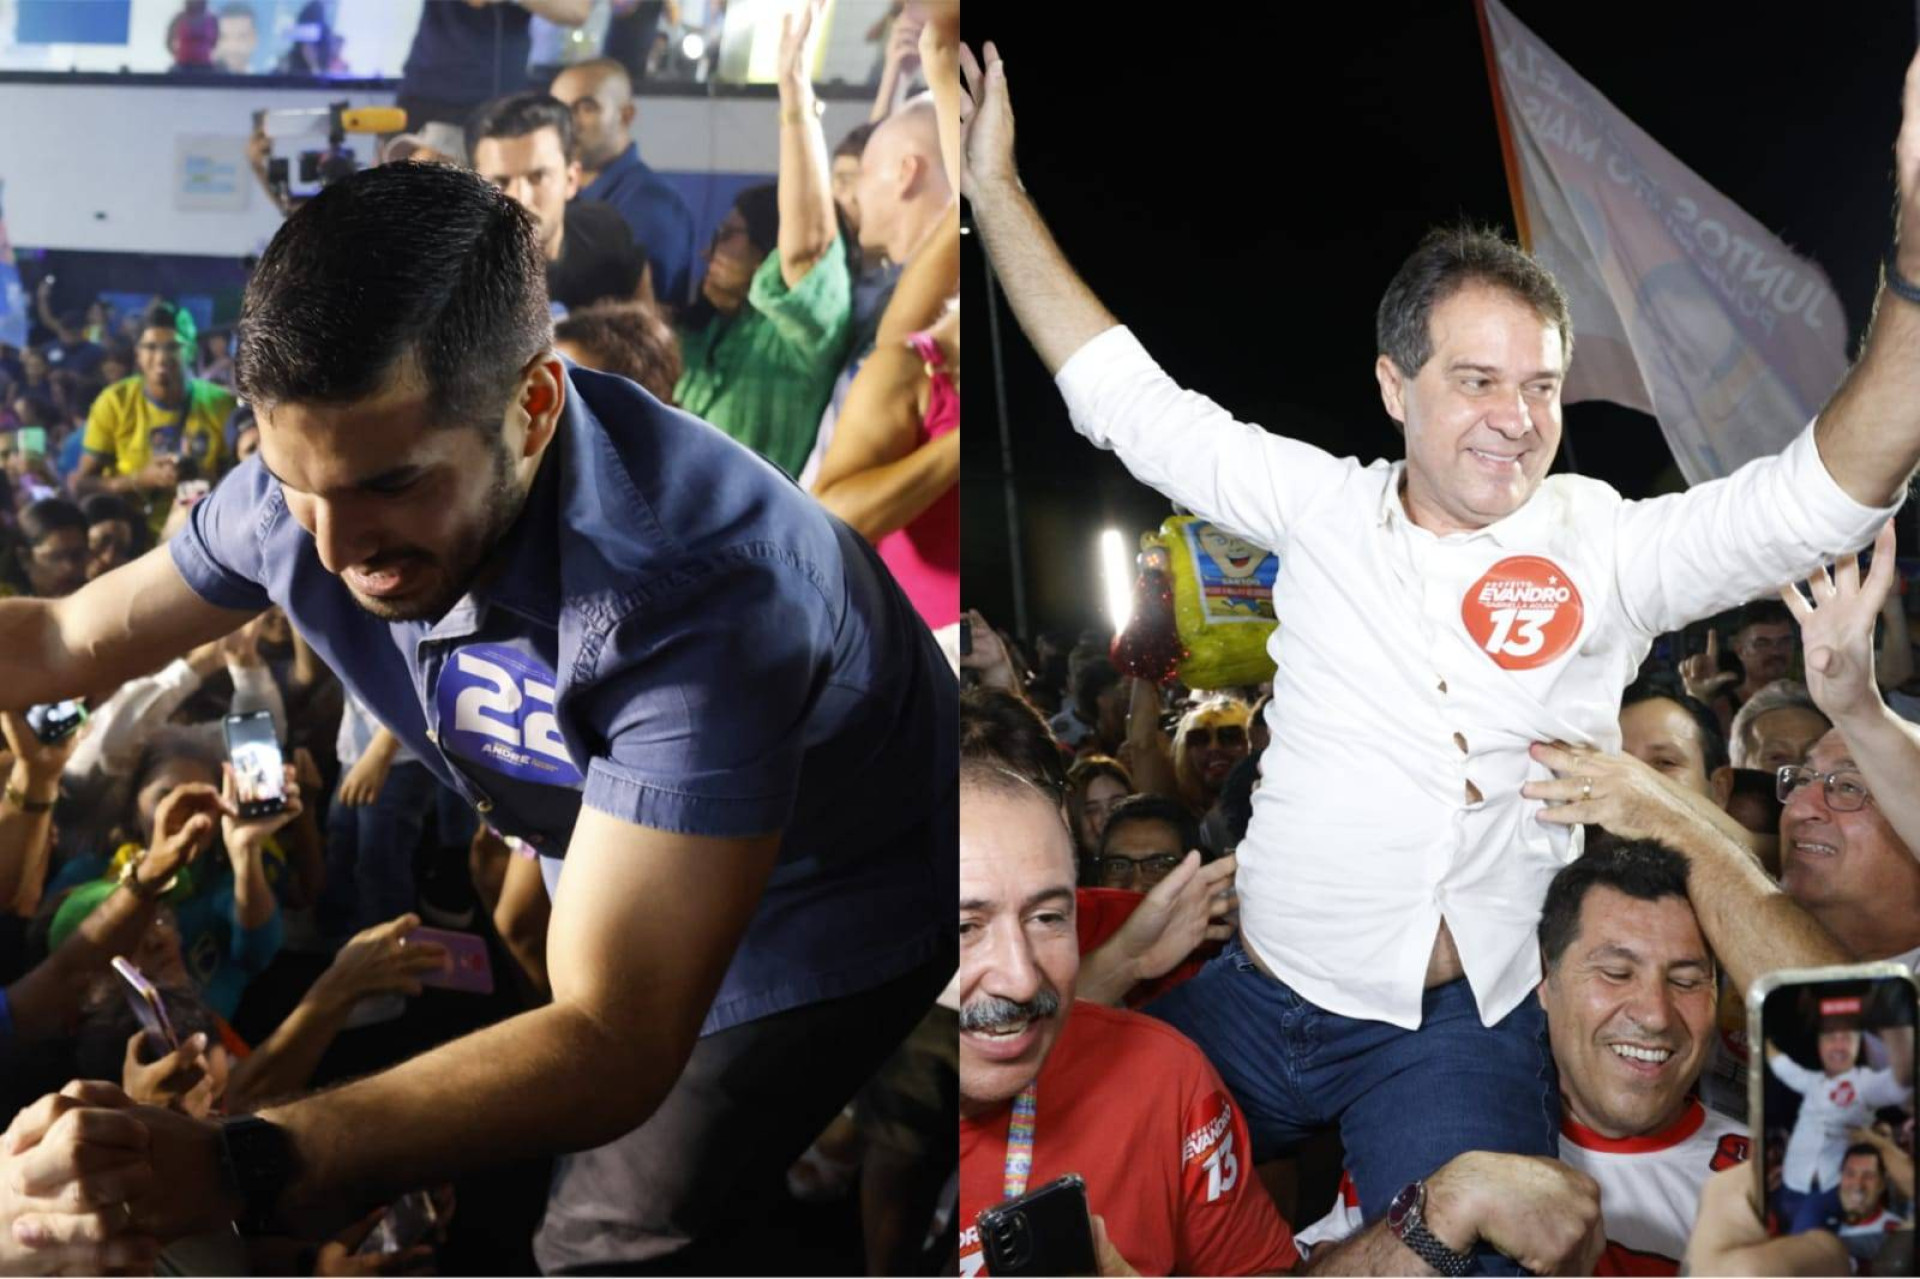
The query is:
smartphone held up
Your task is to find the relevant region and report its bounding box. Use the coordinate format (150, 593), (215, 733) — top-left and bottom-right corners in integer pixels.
(1750, 964), (1918, 1272)
(223, 710), (287, 818)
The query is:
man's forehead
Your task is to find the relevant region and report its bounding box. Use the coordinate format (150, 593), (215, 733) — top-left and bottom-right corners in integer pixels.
(1105, 819), (1183, 852)
(476, 129), (567, 172)
(1577, 888), (1709, 959)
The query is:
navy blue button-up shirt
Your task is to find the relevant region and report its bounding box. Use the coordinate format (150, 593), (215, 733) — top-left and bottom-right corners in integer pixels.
(172, 367), (955, 1033)
(577, 143), (699, 310)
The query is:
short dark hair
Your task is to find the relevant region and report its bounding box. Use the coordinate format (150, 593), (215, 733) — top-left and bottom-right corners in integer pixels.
(1622, 675), (1730, 777)
(235, 163), (550, 432)
(80, 492), (151, 555)
(1376, 224), (1573, 378)
(960, 687), (1067, 803)
(733, 183), (781, 258)
(1733, 599), (1796, 638)
(834, 121), (878, 162)
(1843, 1143), (1887, 1177)
(467, 91), (576, 165)
(140, 301), (181, 338)
(1538, 841), (1702, 973)
(555, 302), (683, 405)
(1069, 651), (1121, 725)
(17, 496), (86, 546)
(1099, 793), (1201, 862)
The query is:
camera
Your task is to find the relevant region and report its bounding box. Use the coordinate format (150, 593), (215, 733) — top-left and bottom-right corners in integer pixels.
(257, 102), (406, 205)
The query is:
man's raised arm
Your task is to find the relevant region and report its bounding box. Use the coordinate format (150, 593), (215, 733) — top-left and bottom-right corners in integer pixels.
(959, 42), (1118, 374)
(1811, 48), (1920, 506)
(0, 545), (259, 712)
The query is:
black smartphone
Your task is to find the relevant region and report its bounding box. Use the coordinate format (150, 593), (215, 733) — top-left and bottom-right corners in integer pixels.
(354, 1189), (440, 1256)
(975, 1174), (1097, 1277)
(1750, 964), (1918, 1270)
(222, 710), (286, 818)
(960, 617), (973, 657)
(25, 699), (86, 745)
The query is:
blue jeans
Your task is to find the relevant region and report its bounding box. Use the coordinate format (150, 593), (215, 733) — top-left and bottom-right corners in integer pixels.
(320, 760), (440, 938)
(1146, 939), (1558, 1275)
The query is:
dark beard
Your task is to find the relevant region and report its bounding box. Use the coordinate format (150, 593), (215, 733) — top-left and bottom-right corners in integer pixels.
(347, 434), (525, 623)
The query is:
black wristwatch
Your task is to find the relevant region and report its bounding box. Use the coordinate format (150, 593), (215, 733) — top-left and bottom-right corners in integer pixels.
(217, 1115), (296, 1236)
(1387, 1179), (1474, 1278)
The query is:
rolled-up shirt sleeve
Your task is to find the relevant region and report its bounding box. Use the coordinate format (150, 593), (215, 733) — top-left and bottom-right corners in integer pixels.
(168, 456), (276, 613)
(1053, 325), (1356, 554)
(576, 547), (836, 839)
(1613, 420), (1901, 637)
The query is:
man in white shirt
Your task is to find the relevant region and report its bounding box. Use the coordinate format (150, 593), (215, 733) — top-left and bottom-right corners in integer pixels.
(1295, 841), (1748, 1274)
(959, 38), (1915, 1260)
(1767, 1014), (1913, 1223)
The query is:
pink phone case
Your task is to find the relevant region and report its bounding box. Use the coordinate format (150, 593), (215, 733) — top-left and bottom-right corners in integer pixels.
(406, 927), (493, 995)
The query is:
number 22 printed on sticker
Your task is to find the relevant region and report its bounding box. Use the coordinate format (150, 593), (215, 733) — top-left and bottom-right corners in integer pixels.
(435, 643), (586, 786)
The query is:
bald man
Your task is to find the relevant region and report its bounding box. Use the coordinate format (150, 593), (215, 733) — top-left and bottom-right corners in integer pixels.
(553, 57), (698, 309)
(854, 94), (952, 270)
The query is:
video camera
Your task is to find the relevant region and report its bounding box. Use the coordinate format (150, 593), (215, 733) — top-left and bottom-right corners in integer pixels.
(256, 101), (406, 205)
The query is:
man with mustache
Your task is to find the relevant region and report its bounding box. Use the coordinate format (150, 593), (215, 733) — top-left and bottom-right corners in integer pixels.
(957, 754), (1298, 1277)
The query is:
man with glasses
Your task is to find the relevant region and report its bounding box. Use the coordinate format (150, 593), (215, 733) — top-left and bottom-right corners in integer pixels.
(71, 302), (234, 539)
(1093, 794), (1203, 893)
(1683, 600), (1804, 731)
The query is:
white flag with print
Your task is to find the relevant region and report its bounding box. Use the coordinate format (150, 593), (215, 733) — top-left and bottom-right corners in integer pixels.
(1482, 0), (1848, 483)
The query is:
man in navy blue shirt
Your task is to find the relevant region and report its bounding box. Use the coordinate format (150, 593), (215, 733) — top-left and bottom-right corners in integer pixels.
(551, 58), (698, 310)
(0, 162), (954, 1270)
(396, 0), (590, 129)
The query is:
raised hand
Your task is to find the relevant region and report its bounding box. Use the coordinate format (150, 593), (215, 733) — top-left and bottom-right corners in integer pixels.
(1780, 519), (1897, 723)
(315, 914), (451, 1005)
(957, 41), (1016, 202)
(121, 1031), (214, 1117)
(1679, 628), (1737, 705)
(776, 0), (826, 94)
(144, 783), (224, 882)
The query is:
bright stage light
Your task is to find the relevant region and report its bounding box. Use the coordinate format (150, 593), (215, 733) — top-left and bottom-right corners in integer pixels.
(682, 32), (707, 61)
(1100, 529), (1132, 636)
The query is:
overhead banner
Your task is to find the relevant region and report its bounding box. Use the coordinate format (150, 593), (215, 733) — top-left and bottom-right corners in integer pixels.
(1481, 0), (1848, 483)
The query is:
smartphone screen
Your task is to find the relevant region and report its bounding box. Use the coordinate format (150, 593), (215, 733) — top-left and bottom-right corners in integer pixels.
(353, 1189), (439, 1256)
(17, 427), (46, 456)
(223, 711), (286, 818)
(26, 699), (86, 744)
(110, 956), (180, 1053)
(1753, 966), (1917, 1269)
(406, 927), (494, 995)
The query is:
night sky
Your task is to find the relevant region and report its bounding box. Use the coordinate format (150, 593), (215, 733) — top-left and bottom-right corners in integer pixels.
(960, 4), (1916, 643)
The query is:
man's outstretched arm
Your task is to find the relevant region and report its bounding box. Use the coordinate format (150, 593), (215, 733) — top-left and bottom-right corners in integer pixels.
(0, 544), (257, 712)
(1813, 48), (1920, 506)
(119, 807), (782, 1237)
(960, 42), (1117, 374)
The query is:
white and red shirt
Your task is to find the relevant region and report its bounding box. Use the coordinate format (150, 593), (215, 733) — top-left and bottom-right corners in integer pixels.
(1837, 1208), (1911, 1268)
(958, 1002), (1298, 1277)
(1768, 1053), (1913, 1193)
(1294, 1100), (1748, 1276)
(1056, 326), (1895, 1030)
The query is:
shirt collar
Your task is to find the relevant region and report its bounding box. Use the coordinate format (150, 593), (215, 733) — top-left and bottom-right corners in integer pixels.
(583, 142), (644, 196)
(1559, 1098), (1705, 1154)
(1375, 460), (1554, 548)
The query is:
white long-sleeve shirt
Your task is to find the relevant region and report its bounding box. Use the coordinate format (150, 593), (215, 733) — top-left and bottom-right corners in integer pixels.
(1056, 326), (1896, 1029)
(1768, 1052), (1913, 1193)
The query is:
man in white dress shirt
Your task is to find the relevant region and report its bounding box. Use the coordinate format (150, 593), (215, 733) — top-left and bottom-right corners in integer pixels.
(959, 37), (1920, 1272)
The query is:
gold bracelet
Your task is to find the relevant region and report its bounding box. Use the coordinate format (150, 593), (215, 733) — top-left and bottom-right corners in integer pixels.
(3, 785), (54, 814)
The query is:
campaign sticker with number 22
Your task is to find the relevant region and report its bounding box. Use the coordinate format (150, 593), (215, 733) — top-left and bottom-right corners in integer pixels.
(1460, 556), (1584, 671)
(435, 644), (584, 787)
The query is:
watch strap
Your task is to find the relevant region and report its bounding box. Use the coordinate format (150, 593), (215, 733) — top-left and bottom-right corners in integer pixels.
(1391, 1181), (1475, 1278)
(3, 785), (54, 813)
(1885, 246), (1920, 307)
(217, 1115), (294, 1236)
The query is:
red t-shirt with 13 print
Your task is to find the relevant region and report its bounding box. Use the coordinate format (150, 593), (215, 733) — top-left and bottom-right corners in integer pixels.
(959, 1001), (1298, 1276)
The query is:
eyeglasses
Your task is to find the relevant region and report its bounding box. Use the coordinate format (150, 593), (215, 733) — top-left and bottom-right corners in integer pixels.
(1777, 766), (1873, 813)
(1094, 853), (1184, 888)
(1184, 725), (1247, 750)
(1741, 635), (1797, 654)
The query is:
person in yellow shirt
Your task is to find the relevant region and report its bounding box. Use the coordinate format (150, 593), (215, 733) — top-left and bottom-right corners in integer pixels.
(72, 301), (234, 537)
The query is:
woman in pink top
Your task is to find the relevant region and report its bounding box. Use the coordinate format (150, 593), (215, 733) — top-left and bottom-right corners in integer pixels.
(813, 202), (960, 638)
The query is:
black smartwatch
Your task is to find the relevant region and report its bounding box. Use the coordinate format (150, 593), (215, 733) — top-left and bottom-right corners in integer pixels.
(1387, 1179), (1474, 1278)
(217, 1115), (296, 1236)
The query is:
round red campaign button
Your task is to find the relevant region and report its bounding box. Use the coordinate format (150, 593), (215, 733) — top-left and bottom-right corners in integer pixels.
(1460, 556), (1585, 671)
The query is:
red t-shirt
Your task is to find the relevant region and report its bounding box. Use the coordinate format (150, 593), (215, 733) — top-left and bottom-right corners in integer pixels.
(959, 1001), (1298, 1276)
(1075, 887), (1219, 1007)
